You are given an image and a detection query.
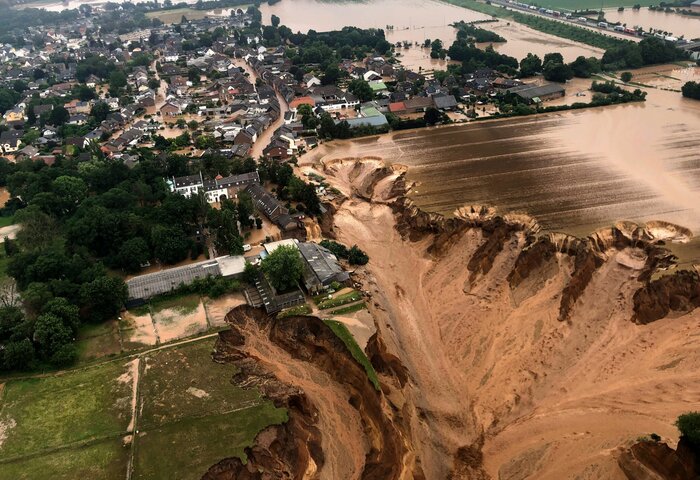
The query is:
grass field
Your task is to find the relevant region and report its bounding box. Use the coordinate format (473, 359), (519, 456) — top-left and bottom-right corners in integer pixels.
(328, 302), (367, 315)
(324, 320), (380, 391)
(0, 440), (128, 480)
(277, 303), (312, 318)
(0, 338), (287, 479)
(317, 290), (363, 310)
(0, 216), (14, 228)
(0, 361), (133, 461)
(135, 339), (286, 479)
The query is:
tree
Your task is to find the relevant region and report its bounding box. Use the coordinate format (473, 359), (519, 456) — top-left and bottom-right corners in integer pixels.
(261, 245), (303, 292)
(48, 105), (69, 126)
(152, 225), (190, 264)
(347, 79), (373, 102)
(348, 245), (369, 265)
(34, 313), (72, 360)
(676, 412), (700, 450)
(90, 101), (111, 122)
(430, 39), (444, 59)
(620, 71), (633, 83)
(543, 52), (564, 67)
(3, 338), (34, 370)
(424, 107), (441, 125)
(117, 237), (150, 273)
(79, 275), (128, 323)
(543, 62), (573, 83)
(682, 81), (700, 100)
(321, 64), (342, 86)
(108, 70), (127, 92)
(43, 297), (80, 333)
(52, 176), (88, 212)
(519, 53), (541, 77)
(271, 14), (280, 27)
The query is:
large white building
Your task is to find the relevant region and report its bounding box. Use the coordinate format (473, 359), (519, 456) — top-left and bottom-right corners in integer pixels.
(168, 171), (260, 204)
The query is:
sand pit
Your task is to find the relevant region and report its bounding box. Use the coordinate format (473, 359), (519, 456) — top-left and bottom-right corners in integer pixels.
(120, 310), (158, 348)
(152, 300), (208, 343)
(204, 293), (247, 327)
(308, 158), (700, 479)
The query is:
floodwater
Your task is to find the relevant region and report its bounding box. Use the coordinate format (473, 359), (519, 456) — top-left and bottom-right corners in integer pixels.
(261, 0), (603, 64)
(308, 65), (700, 244)
(603, 7), (700, 39)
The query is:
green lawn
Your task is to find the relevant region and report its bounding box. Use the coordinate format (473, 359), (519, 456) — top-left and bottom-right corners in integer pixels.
(75, 321), (122, 362)
(277, 303), (312, 318)
(0, 439), (128, 480)
(328, 302), (367, 315)
(138, 340), (263, 427)
(0, 216), (13, 228)
(133, 406), (286, 480)
(0, 361), (133, 460)
(324, 320), (380, 391)
(317, 291), (363, 310)
(0, 338), (289, 479)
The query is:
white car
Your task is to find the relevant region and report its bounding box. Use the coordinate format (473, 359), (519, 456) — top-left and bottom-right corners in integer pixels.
(243, 244), (252, 252)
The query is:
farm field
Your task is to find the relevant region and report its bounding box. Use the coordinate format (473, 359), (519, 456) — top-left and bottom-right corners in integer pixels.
(0, 338), (286, 480)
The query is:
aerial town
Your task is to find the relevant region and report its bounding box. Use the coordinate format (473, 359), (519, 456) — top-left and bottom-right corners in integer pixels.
(0, 0), (699, 478)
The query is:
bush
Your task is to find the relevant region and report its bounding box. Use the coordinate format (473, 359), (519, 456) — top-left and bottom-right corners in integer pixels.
(620, 71), (633, 83)
(676, 412), (700, 447)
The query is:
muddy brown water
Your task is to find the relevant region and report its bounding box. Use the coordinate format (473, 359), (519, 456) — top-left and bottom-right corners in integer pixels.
(603, 7), (700, 39)
(310, 65), (700, 258)
(261, 0), (604, 63)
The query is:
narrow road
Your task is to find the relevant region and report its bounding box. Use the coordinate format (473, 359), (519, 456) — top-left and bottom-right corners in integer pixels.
(233, 59), (290, 159)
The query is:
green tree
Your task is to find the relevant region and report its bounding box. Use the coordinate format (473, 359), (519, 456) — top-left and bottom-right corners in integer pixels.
(79, 275), (127, 323)
(261, 245), (303, 292)
(676, 412), (700, 449)
(620, 71), (633, 83)
(42, 297), (80, 333)
(424, 107), (441, 125)
(348, 245), (369, 265)
(347, 79), (373, 102)
(52, 176), (88, 212)
(519, 53), (542, 77)
(543, 62), (573, 83)
(152, 224), (190, 264)
(321, 64), (342, 86)
(117, 237), (150, 273)
(543, 52), (564, 67)
(34, 313), (72, 360)
(48, 105), (70, 126)
(682, 81), (700, 100)
(90, 101), (111, 122)
(108, 70), (127, 92)
(3, 338), (34, 370)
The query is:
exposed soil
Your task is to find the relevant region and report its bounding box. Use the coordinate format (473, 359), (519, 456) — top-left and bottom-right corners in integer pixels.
(304, 158), (700, 479)
(202, 306), (414, 479)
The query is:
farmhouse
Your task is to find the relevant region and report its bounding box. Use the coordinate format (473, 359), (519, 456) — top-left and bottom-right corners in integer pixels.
(507, 83), (566, 104)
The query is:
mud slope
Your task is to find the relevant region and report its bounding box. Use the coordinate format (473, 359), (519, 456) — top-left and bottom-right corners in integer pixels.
(314, 158), (700, 480)
(202, 306), (414, 480)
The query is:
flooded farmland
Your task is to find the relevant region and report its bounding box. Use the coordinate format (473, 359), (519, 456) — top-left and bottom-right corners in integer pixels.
(261, 0), (604, 64)
(306, 65), (700, 244)
(603, 7), (700, 40)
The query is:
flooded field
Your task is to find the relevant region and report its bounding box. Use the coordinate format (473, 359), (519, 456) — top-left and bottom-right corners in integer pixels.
(603, 7), (700, 39)
(261, 0), (604, 64)
(306, 65), (700, 244)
